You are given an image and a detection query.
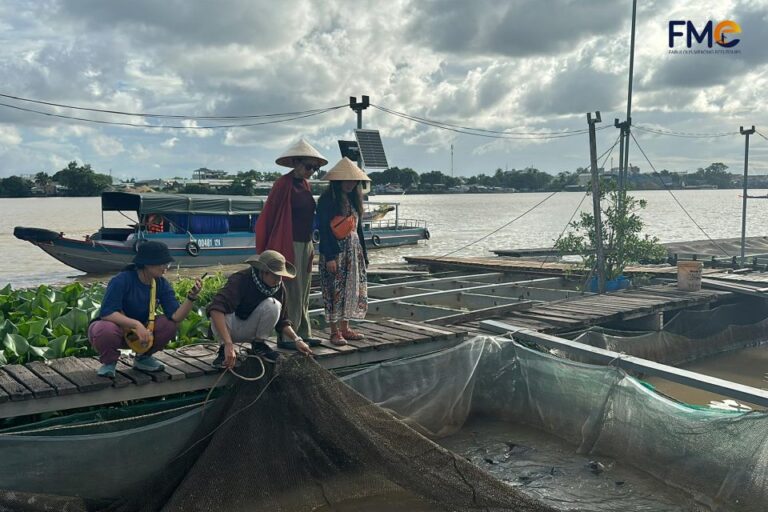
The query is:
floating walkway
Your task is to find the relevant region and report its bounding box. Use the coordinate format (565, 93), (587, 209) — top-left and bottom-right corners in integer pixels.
(0, 319), (467, 419)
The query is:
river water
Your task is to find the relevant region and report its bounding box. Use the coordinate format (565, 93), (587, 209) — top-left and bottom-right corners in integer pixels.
(3, 189), (768, 287)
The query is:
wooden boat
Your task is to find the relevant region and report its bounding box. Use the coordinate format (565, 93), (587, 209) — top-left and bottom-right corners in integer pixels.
(13, 192), (430, 273)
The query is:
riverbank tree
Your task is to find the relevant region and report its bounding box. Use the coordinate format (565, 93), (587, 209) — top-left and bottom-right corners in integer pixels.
(52, 162), (112, 196)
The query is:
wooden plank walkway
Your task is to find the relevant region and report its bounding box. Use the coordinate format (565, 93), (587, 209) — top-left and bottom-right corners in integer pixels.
(0, 319), (468, 419)
(404, 255), (723, 278)
(458, 284), (731, 335)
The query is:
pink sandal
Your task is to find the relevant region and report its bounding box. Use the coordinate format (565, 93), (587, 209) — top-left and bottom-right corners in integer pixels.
(330, 332), (347, 346)
(340, 328), (365, 341)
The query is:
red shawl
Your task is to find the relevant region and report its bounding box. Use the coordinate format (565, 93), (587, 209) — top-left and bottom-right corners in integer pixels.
(255, 172), (311, 267)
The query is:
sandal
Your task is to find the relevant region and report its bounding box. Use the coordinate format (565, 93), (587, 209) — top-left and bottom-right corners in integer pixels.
(340, 328), (365, 341)
(330, 332), (347, 346)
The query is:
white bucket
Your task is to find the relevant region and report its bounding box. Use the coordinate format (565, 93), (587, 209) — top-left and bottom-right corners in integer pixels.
(677, 261), (703, 291)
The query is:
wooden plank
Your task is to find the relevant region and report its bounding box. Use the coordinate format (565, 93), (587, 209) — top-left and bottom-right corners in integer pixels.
(158, 352), (205, 378)
(145, 352), (188, 380)
(384, 319), (459, 341)
(364, 322), (428, 342)
(3, 364), (56, 398)
(0, 369), (32, 401)
(170, 349), (219, 375)
(25, 361), (79, 396)
(426, 301), (536, 326)
(48, 356), (113, 392)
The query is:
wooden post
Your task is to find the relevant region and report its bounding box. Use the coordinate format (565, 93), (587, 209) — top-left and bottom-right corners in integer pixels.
(587, 112), (606, 293)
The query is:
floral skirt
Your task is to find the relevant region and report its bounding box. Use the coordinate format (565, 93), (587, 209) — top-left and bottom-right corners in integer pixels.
(319, 231), (367, 323)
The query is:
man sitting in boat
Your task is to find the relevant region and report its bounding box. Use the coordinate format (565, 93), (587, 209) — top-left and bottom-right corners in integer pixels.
(207, 250), (313, 369)
(142, 213), (165, 233)
(88, 241), (203, 378)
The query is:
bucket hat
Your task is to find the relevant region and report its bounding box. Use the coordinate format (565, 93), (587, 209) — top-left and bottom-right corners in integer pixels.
(323, 157), (371, 182)
(275, 139), (328, 168)
(133, 241), (174, 266)
(245, 250), (297, 278)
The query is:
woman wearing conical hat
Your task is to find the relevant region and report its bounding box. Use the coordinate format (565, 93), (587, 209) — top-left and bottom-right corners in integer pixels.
(255, 138), (326, 348)
(316, 157), (371, 345)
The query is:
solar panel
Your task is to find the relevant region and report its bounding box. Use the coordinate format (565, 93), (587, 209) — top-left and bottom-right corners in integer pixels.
(354, 129), (389, 169)
(337, 140), (360, 162)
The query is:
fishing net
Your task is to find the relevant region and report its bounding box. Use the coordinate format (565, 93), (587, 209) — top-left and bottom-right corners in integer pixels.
(345, 336), (768, 511)
(563, 301), (768, 365)
(155, 356), (555, 512)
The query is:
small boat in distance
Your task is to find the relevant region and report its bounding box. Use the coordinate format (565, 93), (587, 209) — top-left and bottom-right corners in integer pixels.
(14, 191), (429, 273)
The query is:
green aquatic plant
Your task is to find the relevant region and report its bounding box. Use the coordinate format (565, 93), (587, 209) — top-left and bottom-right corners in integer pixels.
(0, 272), (227, 366)
(555, 185), (667, 282)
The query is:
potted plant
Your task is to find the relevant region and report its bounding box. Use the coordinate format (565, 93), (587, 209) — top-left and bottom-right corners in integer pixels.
(555, 184), (667, 292)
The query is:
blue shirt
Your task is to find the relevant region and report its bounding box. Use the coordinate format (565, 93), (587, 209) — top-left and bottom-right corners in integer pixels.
(99, 270), (180, 324)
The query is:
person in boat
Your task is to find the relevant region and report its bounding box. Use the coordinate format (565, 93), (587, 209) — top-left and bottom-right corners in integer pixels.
(207, 250), (313, 368)
(142, 213), (164, 233)
(317, 157), (370, 345)
(88, 241), (202, 378)
(255, 138), (326, 349)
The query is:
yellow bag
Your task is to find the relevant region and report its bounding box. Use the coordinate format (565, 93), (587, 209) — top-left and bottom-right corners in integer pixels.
(125, 279), (156, 354)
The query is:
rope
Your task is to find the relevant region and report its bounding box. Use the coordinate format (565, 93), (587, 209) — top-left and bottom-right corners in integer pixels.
(630, 131), (731, 257)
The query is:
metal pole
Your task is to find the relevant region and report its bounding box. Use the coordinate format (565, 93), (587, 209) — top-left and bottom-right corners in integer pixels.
(588, 112), (606, 293)
(623, 0), (637, 196)
(740, 125), (755, 265)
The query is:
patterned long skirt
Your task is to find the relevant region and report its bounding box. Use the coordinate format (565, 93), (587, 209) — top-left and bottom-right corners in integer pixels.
(320, 231), (368, 323)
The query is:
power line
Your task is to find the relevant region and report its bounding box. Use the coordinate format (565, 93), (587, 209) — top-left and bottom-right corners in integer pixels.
(0, 91), (346, 120)
(633, 124), (737, 138)
(0, 101), (346, 129)
(372, 103), (611, 140)
(630, 131), (731, 257)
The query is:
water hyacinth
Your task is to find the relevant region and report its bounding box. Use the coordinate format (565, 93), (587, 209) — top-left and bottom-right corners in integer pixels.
(0, 273), (226, 366)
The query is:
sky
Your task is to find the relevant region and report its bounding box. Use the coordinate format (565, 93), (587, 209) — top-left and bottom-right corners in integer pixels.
(1, 0), (767, 181)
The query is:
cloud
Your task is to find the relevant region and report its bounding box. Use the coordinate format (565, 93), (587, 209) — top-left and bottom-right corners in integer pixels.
(161, 137), (178, 148)
(0, 125), (22, 145)
(90, 134), (124, 156)
(405, 0), (625, 57)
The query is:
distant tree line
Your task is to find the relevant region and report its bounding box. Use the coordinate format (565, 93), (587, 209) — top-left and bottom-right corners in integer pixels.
(0, 160), (761, 198)
(0, 162), (112, 197)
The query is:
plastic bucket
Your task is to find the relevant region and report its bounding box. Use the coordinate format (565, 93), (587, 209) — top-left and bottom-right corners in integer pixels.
(677, 261), (703, 291)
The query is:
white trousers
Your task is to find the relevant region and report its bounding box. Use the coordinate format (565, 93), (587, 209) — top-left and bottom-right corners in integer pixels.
(211, 298), (282, 343)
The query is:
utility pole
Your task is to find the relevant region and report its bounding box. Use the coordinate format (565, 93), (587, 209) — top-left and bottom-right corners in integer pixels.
(349, 96), (369, 170)
(349, 96), (369, 130)
(588, 111), (606, 293)
(740, 125), (756, 266)
(451, 144), (454, 177)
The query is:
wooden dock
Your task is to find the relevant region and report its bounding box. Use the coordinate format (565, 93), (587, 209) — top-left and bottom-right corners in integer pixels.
(404, 255), (722, 278)
(0, 319), (467, 419)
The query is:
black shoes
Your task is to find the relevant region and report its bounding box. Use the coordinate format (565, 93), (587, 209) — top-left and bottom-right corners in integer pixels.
(304, 337), (323, 347)
(211, 345), (226, 369)
(250, 340), (282, 363)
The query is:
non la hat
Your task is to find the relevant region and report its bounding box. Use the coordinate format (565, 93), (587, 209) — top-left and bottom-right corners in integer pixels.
(275, 138), (328, 168)
(133, 241), (174, 266)
(323, 157), (372, 182)
(245, 250), (297, 278)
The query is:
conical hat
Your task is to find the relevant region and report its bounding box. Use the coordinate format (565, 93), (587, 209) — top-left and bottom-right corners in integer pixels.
(275, 138), (328, 167)
(324, 157), (372, 181)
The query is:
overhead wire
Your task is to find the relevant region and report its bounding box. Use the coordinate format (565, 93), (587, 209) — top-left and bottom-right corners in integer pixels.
(629, 131), (731, 257)
(632, 124), (738, 139)
(0, 91), (346, 120)
(372, 103), (611, 139)
(0, 101), (346, 129)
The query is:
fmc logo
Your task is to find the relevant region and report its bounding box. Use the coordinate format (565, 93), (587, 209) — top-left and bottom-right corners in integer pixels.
(669, 20), (741, 48)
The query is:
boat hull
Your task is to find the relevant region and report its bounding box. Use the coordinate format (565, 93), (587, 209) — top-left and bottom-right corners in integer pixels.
(18, 227), (429, 274)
